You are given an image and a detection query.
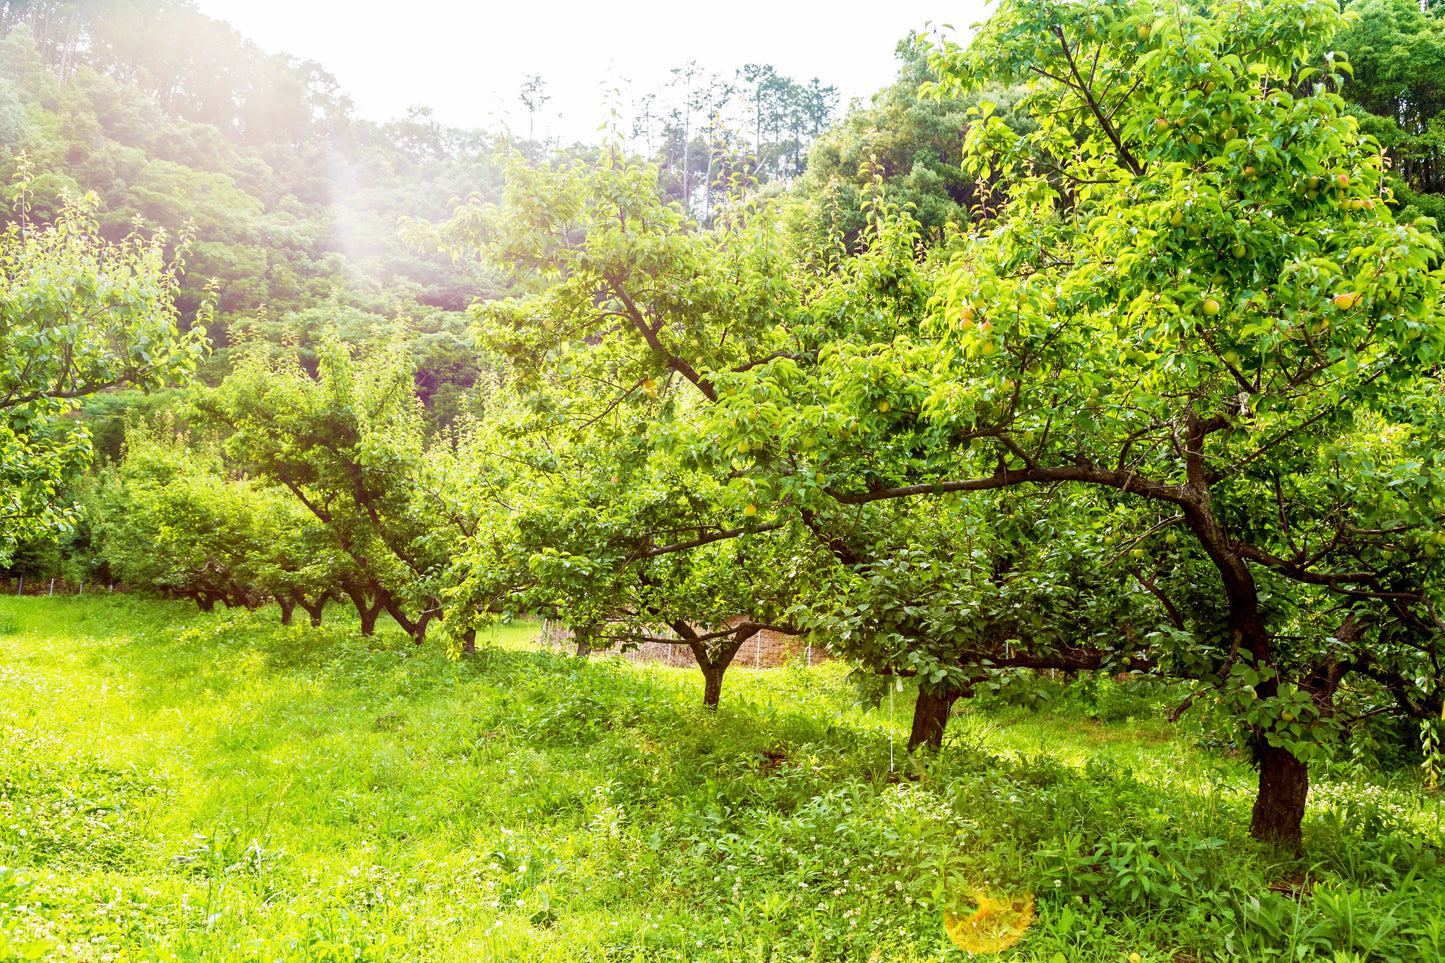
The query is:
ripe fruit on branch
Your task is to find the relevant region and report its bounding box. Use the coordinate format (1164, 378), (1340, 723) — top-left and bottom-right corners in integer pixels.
(1332, 292), (1357, 310)
(960, 305), (976, 321)
(743, 504), (757, 517)
(1334, 173), (1349, 188)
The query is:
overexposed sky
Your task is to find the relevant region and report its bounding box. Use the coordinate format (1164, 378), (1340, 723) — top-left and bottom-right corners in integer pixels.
(193, 1), (992, 143)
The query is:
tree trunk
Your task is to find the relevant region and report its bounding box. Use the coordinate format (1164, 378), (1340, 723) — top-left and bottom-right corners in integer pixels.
(278, 595), (296, 626)
(195, 593), (216, 613)
(1184, 476), (1310, 851)
(572, 622), (595, 658)
(461, 628), (477, 657)
(701, 662), (724, 709)
(342, 580), (384, 637)
(382, 596), (426, 645)
(908, 687), (961, 751)
(677, 620), (751, 711)
(1250, 741), (1309, 852)
(299, 593), (328, 628)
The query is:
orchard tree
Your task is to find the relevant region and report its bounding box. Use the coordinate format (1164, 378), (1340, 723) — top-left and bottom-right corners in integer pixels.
(792, 488), (1167, 750)
(766, 0), (1445, 849)
(98, 426), (277, 612)
(195, 333), (454, 641)
(437, 356), (809, 707)
(0, 181), (206, 561)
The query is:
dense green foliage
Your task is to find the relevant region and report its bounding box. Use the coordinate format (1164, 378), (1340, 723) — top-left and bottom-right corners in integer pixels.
(0, 184), (203, 561)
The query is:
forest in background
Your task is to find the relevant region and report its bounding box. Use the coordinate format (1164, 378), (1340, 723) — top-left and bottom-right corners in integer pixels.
(0, 0), (851, 453)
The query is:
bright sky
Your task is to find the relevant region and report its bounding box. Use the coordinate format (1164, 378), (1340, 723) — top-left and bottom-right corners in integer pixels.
(193, 0), (993, 143)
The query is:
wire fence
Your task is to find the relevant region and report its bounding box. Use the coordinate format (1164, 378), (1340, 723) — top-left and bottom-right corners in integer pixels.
(536, 617), (822, 669)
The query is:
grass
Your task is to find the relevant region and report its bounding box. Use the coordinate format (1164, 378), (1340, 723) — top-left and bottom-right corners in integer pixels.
(0, 595), (1442, 962)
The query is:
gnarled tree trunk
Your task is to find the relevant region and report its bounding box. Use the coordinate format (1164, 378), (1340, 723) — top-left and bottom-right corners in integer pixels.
(1251, 742), (1309, 850)
(298, 590), (330, 628)
(677, 620), (753, 710)
(908, 687), (962, 751)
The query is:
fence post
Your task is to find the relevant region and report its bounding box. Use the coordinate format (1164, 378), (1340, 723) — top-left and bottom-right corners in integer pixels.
(49, 578), (54, 596)
(16, 576), (21, 596)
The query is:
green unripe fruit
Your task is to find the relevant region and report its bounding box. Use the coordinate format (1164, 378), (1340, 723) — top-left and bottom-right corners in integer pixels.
(1223, 126), (1239, 141)
(1202, 299), (1221, 316)
(1138, 24), (1151, 39)
(1170, 210), (1184, 228)
(1188, 133), (1203, 146)
(1231, 243), (1247, 258)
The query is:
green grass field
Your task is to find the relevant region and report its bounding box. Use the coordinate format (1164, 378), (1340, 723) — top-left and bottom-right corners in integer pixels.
(1, 595), (1442, 962)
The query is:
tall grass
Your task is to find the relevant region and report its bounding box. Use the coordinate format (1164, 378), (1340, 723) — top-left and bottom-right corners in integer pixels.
(1, 596), (1441, 962)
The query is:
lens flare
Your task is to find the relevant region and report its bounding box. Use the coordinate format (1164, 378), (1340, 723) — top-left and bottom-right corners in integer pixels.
(942, 890), (1034, 954)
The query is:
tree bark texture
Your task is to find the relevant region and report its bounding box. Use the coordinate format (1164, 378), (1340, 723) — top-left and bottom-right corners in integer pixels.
(908, 688), (961, 751)
(1250, 741), (1309, 852)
